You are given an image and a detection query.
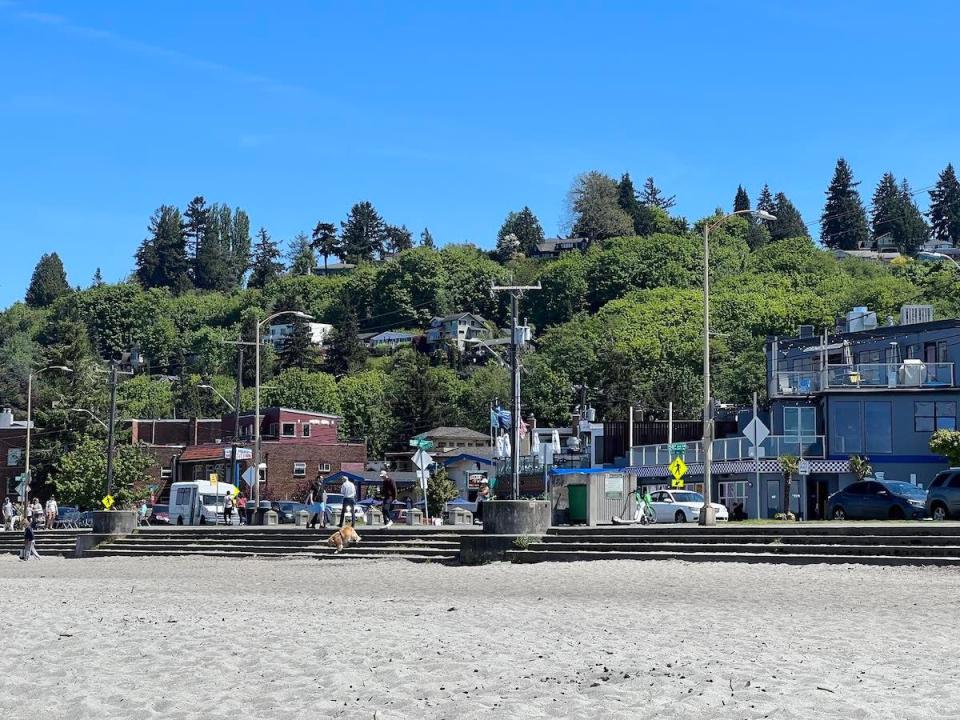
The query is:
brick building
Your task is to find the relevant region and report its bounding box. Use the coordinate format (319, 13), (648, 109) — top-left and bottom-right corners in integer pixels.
(0, 408), (30, 500)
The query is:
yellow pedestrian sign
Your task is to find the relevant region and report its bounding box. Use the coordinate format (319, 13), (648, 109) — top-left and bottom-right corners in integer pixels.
(101, 494), (115, 510)
(669, 457), (687, 488)
(209, 472), (218, 486)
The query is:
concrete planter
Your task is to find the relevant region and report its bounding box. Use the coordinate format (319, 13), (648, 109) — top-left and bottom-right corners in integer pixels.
(92, 510), (137, 535)
(482, 500), (551, 535)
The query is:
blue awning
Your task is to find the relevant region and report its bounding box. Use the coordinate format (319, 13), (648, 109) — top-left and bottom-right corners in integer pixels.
(548, 467), (611, 476)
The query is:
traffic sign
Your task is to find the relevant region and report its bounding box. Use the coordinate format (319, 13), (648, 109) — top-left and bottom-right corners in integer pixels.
(798, 460), (811, 476)
(412, 449), (434, 470)
(209, 472), (219, 486)
(671, 477), (685, 488)
(409, 438), (435, 451)
(743, 417), (770, 446)
(669, 442), (687, 454)
(669, 456), (687, 481)
(101, 495), (115, 510)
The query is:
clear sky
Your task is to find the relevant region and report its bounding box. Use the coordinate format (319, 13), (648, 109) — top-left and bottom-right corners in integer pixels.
(2, 0), (958, 307)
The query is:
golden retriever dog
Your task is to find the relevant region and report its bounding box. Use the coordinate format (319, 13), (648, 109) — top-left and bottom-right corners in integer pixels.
(327, 526), (361, 553)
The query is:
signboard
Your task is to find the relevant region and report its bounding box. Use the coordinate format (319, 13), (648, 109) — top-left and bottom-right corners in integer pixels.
(604, 473), (625, 499)
(669, 443), (687, 454)
(412, 449), (434, 470)
(224, 447), (253, 460)
(798, 460), (811, 476)
(101, 495), (115, 510)
(467, 472), (488, 490)
(578, 419), (592, 433)
(743, 417), (770, 446)
(241, 466), (257, 486)
(209, 472), (219, 486)
(409, 438), (435, 451)
(669, 457), (687, 489)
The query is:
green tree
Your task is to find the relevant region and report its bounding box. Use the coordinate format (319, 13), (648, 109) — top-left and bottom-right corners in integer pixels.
(324, 306), (368, 376)
(183, 196), (209, 268)
(898, 179), (929, 256)
(263, 368), (341, 414)
(871, 172), (901, 247)
(385, 224), (414, 255)
(497, 206), (545, 256)
(848, 454), (873, 482)
(338, 370), (394, 456)
(928, 163), (960, 246)
(420, 227), (436, 249)
(278, 317), (321, 371)
(756, 184), (775, 218)
(769, 192), (809, 240)
(640, 176), (676, 210)
(821, 158), (870, 250)
(287, 232), (316, 276)
(54, 436), (153, 509)
(91, 267), (104, 287)
(25, 252), (70, 307)
(930, 430), (960, 466)
(745, 222), (771, 251)
(195, 204), (249, 290)
(340, 201), (387, 262)
(568, 171), (634, 242)
(495, 232), (520, 262)
(118, 374), (175, 419)
(425, 466), (459, 516)
(617, 173), (661, 237)
(733, 185), (750, 213)
(248, 227), (284, 288)
(311, 221), (339, 271)
(135, 205), (190, 292)
(778, 454), (799, 519)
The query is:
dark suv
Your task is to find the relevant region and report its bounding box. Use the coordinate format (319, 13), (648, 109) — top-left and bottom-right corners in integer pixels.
(925, 470), (960, 521)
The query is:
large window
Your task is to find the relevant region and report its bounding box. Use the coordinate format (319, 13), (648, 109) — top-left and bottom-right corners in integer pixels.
(915, 401), (957, 432)
(783, 406), (815, 436)
(282, 422), (296, 437)
(293, 462), (306, 477)
(719, 481), (748, 515)
(830, 401), (862, 453)
(864, 401), (892, 453)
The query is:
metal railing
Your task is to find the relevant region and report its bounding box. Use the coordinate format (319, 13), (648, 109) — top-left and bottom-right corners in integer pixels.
(775, 363), (954, 396)
(630, 435), (825, 467)
(496, 452), (589, 477)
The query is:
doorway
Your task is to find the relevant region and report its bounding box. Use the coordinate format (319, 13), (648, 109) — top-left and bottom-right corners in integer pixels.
(766, 479), (781, 518)
(807, 478), (830, 521)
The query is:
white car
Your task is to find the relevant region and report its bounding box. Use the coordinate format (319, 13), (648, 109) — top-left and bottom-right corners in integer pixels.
(648, 489), (728, 523)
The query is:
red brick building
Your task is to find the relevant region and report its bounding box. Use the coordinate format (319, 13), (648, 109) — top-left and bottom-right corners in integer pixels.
(0, 408), (29, 500)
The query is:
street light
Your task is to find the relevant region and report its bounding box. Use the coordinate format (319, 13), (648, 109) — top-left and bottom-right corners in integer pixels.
(24, 365), (72, 511)
(922, 251), (960, 271)
(699, 209), (775, 526)
(67, 408), (109, 431)
(198, 383), (236, 411)
(253, 310), (313, 518)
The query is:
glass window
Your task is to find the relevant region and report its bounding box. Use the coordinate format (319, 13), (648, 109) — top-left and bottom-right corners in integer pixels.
(907, 344), (921, 360)
(930, 473), (950, 488)
(784, 407), (815, 436)
(938, 341), (948, 363)
(859, 350), (882, 364)
(282, 423), (296, 437)
(6, 448), (24, 466)
(293, 462), (306, 477)
(830, 401), (862, 453)
(915, 401), (954, 432)
(845, 483), (867, 495)
(947, 476), (960, 489)
(864, 401), (892, 453)
(302, 425), (311, 437)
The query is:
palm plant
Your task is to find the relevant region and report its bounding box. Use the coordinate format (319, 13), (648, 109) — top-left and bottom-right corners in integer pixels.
(849, 455), (873, 483)
(778, 454), (800, 519)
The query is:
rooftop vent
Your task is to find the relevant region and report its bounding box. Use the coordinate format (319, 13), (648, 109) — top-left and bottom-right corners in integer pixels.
(900, 304), (934, 326)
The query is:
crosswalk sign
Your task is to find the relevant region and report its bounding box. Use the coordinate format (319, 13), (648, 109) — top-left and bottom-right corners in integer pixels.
(101, 494), (115, 510)
(669, 457), (687, 489)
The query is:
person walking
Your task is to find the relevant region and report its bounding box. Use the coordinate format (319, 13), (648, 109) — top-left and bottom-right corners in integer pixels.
(379, 470), (397, 528)
(45, 496), (58, 530)
(339, 476), (357, 528)
(224, 494), (235, 525)
(237, 494), (247, 525)
(21, 521), (40, 561)
(2, 497), (14, 532)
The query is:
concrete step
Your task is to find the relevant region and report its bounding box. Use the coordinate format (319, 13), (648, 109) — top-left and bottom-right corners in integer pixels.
(81, 547), (456, 562)
(547, 524), (960, 538)
(525, 541), (960, 558)
(538, 534), (960, 547)
(507, 549), (960, 567)
(93, 542), (456, 556)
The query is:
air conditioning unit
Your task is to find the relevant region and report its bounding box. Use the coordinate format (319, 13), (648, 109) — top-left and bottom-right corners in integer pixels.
(900, 305), (934, 326)
(898, 359), (925, 387)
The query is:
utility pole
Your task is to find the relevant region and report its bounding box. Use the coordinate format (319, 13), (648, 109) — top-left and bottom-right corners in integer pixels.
(491, 283), (540, 499)
(222, 335), (256, 495)
(105, 361), (119, 497)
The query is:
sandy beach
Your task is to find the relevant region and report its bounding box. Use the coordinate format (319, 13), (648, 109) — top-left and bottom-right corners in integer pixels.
(2, 555), (959, 720)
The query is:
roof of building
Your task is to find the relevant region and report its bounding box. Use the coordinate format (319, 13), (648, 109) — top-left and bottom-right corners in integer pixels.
(775, 317), (960, 350)
(433, 312), (488, 324)
(535, 237), (588, 253)
(179, 444), (232, 462)
(415, 426), (491, 442)
(235, 407), (342, 420)
(441, 453), (495, 467)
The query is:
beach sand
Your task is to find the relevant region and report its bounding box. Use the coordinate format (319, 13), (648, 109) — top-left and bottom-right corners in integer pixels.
(1, 555), (959, 719)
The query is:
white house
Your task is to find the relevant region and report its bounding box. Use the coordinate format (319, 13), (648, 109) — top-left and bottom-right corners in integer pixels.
(267, 322), (334, 350)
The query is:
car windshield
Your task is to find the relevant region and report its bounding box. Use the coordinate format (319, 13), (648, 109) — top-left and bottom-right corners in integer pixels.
(672, 492), (704, 503)
(201, 494), (223, 505)
(326, 494), (344, 505)
(883, 481), (926, 499)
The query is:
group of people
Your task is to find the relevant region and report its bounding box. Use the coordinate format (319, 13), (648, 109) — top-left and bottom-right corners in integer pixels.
(304, 469), (399, 530)
(2, 496), (59, 532)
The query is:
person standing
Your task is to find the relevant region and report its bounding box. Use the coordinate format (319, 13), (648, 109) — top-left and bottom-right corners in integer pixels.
(475, 481), (491, 524)
(3, 497), (14, 532)
(45, 496), (58, 530)
(380, 470), (397, 528)
(237, 494), (247, 525)
(339, 477), (357, 528)
(21, 521), (40, 561)
(224, 494), (235, 525)
(32, 498), (43, 529)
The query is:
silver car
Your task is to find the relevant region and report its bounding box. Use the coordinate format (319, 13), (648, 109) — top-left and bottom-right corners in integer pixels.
(926, 470), (960, 520)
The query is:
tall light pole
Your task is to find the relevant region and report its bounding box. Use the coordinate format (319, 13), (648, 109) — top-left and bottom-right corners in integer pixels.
(700, 209), (775, 526)
(253, 310), (313, 520)
(24, 365), (72, 511)
(923, 251), (960, 271)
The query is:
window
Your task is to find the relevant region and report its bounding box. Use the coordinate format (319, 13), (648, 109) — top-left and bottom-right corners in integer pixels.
(915, 401), (956, 432)
(845, 482), (868, 495)
(858, 350), (882, 364)
(269, 423), (278, 437)
(719, 481), (748, 514)
(939, 341), (949, 363)
(175, 488), (192, 505)
(293, 462), (306, 477)
(302, 425), (311, 438)
(864, 401), (892, 453)
(160, 467), (172, 480)
(947, 476), (960, 489)
(930, 473), (951, 488)
(783, 407), (815, 437)
(318, 463), (331, 473)
(907, 344), (921, 360)
(7, 448), (24, 466)
(830, 401), (862, 453)
(282, 423), (296, 437)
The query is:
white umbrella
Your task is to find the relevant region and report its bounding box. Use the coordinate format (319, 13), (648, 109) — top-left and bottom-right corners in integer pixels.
(532, 431), (541, 456)
(551, 429), (562, 454)
(503, 433), (511, 457)
(495, 434), (505, 458)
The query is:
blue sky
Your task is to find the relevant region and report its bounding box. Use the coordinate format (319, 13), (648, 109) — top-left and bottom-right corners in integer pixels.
(1, 0), (958, 307)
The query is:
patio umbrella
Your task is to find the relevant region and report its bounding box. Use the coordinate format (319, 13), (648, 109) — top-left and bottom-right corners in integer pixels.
(551, 429), (562, 454)
(502, 433), (511, 457)
(532, 431), (541, 457)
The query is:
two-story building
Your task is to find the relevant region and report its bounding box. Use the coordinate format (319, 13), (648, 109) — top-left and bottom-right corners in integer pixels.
(266, 322), (334, 351)
(426, 313), (492, 351)
(0, 408), (29, 500)
(530, 237), (589, 260)
(358, 330), (417, 352)
(626, 305), (960, 521)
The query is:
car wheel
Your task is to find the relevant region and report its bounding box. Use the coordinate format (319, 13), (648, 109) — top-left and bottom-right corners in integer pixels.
(888, 506), (905, 521)
(176, 516), (184, 525)
(675, 510), (687, 523)
(932, 504), (949, 521)
(832, 506), (846, 520)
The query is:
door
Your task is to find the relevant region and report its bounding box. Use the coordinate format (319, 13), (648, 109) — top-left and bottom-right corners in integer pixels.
(766, 479), (781, 518)
(859, 481), (887, 519)
(807, 479), (829, 520)
(568, 485), (588, 523)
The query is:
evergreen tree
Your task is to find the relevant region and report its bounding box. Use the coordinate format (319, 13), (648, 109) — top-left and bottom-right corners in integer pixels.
(385, 224), (414, 255)
(756, 184), (775, 218)
(769, 192), (809, 241)
(229, 208), (252, 285)
(135, 205), (190, 292)
(899, 179), (930, 256)
(821, 158), (870, 250)
(569, 171), (634, 242)
(278, 318), (321, 370)
(25, 252), (70, 307)
(929, 163), (960, 246)
(311, 221), (339, 271)
(340, 201), (387, 262)
(745, 222), (771, 251)
(640, 176), (676, 210)
(734, 185), (750, 213)
(248, 227), (284, 288)
(496, 206), (545, 255)
(287, 232), (315, 275)
(871, 172), (902, 248)
(324, 306), (367, 376)
(495, 232), (520, 262)
(183, 196), (209, 268)
(420, 227), (436, 249)
(194, 203), (233, 291)
(91, 268), (104, 287)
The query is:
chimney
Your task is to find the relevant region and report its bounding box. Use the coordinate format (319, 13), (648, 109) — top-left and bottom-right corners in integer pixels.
(0, 408), (13, 429)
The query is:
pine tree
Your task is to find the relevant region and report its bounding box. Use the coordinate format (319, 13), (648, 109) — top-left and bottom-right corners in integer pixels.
(194, 204), (234, 291)
(311, 221), (339, 271)
(769, 192), (809, 241)
(734, 185), (750, 213)
(821, 158), (870, 250)
(25, 252), (70, 307)
(229, 208), (251, 285)
(385, 224), (414, 255)
(420, 227), (436, 249)
(756, 184), (775, 218)
(745, 222), (771, 251)
(871, 172), (902, 248)
(617, 173), (660, 236)
(287, 232), (315, 275)
(325, 306), (367, 376)
(183, 196), (209, 268)
(929, 163), (960, 246)
(899, 179), (930, 256)
(495, 232), (520, 262)
(91, 268), (104, 287)
(135, 205), (190, 292)
(340, 201), (387, 262)
(248, 227), (284, 288)
(278, 318), (321, 370)
(497, 206), (545, 255)
(640, 176), (676, 210)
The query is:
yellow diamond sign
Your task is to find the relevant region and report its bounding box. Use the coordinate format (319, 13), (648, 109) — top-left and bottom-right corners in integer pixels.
(669, 456), (687, 481)
(101, 494), (115, 510)
(671, 477), (685, 488)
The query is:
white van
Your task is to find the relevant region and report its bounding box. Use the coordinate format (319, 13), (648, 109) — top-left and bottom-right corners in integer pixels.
(168, 480), (239, 526)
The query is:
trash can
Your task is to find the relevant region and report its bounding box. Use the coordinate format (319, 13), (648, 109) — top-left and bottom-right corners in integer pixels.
(254, 500), (272, 525)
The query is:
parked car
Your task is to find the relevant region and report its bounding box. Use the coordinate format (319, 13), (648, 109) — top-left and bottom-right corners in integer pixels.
(925, 470), (960, 520)
(149, 504), (170, 525)
(827, 480), (927, 520)
(648, 490), (729, 523)
(324, 493), (361, 524)
(271, 501), (308, 524)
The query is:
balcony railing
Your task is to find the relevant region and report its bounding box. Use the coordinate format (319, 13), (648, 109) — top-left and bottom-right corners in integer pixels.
(630, 435), (825, 467)
(496, 452), (589, 477)
(775, 362), (954, 396)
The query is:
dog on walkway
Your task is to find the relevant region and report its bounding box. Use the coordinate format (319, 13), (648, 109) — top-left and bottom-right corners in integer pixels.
(327, 526), (361, 553)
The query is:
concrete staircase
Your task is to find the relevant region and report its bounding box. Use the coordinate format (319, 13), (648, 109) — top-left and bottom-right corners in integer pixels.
(507, 524), (960, 566)
(80, 525), (477, 563)
(0, 528), (89, 557)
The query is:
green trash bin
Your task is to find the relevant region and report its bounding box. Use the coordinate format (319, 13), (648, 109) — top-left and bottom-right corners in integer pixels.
(568, 484), (588, 523)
